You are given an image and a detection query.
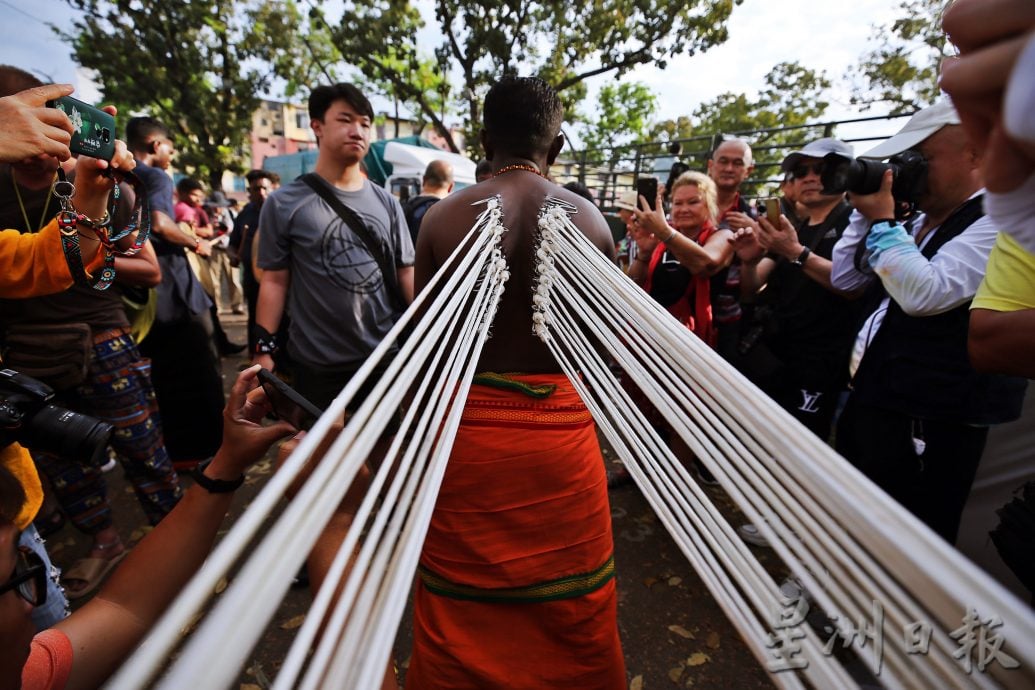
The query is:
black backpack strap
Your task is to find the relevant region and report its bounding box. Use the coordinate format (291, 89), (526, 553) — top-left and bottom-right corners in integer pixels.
(299, 174), (406, 311)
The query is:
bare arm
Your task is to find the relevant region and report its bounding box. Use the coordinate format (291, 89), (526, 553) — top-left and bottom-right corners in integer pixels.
(113, 240), (161, 288)
(253, 268), (290, 369)
(150, 209), (211, 256)
(397, 266), (414, 304)
(663, 227), (736, 277)
(54, 367), (294, 690)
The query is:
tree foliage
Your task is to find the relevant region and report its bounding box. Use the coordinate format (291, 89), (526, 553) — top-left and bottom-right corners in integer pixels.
(643, 61), (831, 169)
(322, 0), (742, 155)
(578, 82), (658, 159)
(853, 0), (951, 113)
(62, 0), (319, 189)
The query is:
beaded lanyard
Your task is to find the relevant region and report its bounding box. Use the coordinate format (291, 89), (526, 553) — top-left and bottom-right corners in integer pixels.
(53, 168), (152, 291)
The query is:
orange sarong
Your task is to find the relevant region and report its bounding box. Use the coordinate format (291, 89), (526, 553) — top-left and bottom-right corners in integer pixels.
(406, 373), (626, 689)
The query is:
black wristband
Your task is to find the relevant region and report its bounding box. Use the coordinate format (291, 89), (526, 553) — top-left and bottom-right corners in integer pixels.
(868, 218), (897, 229)
(253, 325), (279, 355)
(191, 458), (245, 493)
(791, 246), (811, 266)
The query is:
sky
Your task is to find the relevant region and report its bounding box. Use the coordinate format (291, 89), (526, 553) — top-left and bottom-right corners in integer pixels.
(0, 0), (915, 149)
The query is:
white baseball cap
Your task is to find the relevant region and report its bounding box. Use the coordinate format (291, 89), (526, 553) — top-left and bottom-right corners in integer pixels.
(615, 190), (638, 211)
(781, 138), (854, 171)
(862, 100), (961, 159)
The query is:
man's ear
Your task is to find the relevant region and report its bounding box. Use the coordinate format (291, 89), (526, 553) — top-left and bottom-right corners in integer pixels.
(150, 139), (160, 155)
(480, 129), (493, 163)
(311, 118), (323, 146)
(547, 134), (564, 166)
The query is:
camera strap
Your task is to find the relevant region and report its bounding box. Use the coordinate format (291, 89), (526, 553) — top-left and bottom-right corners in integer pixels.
(54, 167), (152, 291)
(299, 173), (406, 312)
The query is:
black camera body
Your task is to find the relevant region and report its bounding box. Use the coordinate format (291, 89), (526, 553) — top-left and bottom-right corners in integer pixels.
(820, 150), (928, 219)
(0, 369), (113, 466)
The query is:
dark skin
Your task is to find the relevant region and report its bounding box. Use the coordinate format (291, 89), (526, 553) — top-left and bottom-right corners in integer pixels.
(415, 131), (616, 373)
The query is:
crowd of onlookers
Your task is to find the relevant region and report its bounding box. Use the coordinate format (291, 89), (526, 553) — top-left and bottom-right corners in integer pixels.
(0, 0), (1032, 684)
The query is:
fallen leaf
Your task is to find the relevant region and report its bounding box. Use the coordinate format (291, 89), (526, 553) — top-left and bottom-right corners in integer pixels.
(214, 577), (228, 594)
(643, 576), (658, 588)
(684, 678), (695, 688)
(279, 614), (306, 630)
(668, 576), (682, 587)
(668, 665), (685, 682)
(668, 624), (695, 639)
(706, 631), (720, 650)
(629, 675), (643, 690)
(686, 652), (710, 667)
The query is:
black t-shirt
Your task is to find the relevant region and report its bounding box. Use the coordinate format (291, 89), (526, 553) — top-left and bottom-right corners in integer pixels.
(761, 202), (858, 370)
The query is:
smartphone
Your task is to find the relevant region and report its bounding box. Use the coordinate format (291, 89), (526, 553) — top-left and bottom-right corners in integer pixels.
(764, 197), (781, 225)
(257, 369), (324, 431)
(635, 177), (658, 210)
(46, 96), (116, 161)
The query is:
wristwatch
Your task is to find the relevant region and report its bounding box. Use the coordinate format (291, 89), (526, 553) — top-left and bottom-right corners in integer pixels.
(791, 247), (811, 266)
(191, 458), (245, 493)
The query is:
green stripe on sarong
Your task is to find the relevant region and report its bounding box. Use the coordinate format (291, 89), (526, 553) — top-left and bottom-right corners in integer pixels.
(418, 556), (615, 603)
(472, 372), (557, 399)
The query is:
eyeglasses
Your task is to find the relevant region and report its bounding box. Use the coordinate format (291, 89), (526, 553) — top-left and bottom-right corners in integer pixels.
(791, 162), (825, 179)
(0, 547), (48, 607)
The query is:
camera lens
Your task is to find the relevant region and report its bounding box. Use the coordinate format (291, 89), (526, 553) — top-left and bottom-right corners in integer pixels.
(102, 128), (111, 143)
(19, 404), (113, 467)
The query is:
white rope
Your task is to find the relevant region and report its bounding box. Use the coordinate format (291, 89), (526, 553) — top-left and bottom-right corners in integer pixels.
(533, 202), (1035, 689)
(109, 194), (1035, 690)
(108, 197), (509, 690)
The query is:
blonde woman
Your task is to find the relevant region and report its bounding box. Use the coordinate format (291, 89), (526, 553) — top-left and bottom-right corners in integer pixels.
(629, 171), (735, 347)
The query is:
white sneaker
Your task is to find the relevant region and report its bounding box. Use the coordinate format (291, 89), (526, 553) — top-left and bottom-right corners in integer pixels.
(738, 523), (771, 548)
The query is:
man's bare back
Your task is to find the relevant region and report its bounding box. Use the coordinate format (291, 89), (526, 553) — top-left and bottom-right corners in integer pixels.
(415, 171), (616, 373)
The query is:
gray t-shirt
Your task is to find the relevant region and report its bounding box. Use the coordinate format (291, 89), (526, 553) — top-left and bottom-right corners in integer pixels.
(257, 177), (414, 368)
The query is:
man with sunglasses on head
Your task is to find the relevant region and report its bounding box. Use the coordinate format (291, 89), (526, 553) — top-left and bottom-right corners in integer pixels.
(830, 101), (1027, 544)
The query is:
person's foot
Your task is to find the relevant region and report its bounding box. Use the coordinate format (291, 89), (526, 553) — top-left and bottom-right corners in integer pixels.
(692, 459), (720, 487)
(231, 306), (245, 315)
(62, 532), (128, 599)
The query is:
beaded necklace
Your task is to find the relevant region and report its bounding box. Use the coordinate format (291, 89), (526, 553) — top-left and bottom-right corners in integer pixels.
(493, 164), (543, 178)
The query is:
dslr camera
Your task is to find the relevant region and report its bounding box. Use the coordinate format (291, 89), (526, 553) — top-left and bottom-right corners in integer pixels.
(820, 150), (928, 220)
(0, 369), (113, 466)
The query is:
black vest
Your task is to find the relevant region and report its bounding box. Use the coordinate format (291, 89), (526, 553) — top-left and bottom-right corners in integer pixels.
(851, 196), (1027, 424)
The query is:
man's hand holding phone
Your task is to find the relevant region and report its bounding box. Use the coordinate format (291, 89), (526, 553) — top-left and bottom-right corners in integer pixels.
(0, 84), (75, 163)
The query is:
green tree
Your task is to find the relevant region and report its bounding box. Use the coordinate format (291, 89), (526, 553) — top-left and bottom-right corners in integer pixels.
(853, 0), (951, 113)
(62, 0), (320, 190)
(644, 61), (832, 176)
(320, 0), (742, 155)
(578, 82), (658, 159)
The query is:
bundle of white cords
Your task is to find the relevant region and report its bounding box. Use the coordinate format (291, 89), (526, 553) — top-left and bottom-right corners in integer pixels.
(108, 197), (1035, 689)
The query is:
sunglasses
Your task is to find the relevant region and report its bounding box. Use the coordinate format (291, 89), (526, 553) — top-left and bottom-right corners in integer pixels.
(0, 547), (48, 607)
(791, 162), (825, 179)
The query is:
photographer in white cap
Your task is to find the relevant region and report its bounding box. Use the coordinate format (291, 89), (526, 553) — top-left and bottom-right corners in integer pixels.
(830, 100), (1027, 544)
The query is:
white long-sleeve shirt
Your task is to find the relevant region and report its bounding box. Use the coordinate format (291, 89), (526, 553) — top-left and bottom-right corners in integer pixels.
(830, 191), (998, 376)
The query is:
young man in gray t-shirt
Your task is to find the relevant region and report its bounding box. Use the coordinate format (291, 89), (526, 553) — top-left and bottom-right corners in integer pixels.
(253, 83), (415, 409)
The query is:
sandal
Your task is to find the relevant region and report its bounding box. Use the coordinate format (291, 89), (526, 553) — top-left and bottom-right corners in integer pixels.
(61, 550), (128, 600)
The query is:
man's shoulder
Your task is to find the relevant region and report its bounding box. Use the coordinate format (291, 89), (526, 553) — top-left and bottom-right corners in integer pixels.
(133, 161), (170, 190)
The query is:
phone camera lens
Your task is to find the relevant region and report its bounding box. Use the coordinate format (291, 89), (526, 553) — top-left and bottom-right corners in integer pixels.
(102, 128), (111, 142)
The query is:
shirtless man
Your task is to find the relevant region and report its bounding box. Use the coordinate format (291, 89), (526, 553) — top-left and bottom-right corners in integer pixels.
(405, 75), (625, 689)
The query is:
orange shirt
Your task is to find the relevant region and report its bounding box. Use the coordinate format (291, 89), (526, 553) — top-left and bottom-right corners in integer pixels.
(0, 218), (104, 298)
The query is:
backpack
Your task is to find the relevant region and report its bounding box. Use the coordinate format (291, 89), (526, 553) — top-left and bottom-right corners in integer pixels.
(403, 195), (439, 243)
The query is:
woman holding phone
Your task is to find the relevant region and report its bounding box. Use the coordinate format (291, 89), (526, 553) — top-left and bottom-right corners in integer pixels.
(627, 171), (735, 348)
